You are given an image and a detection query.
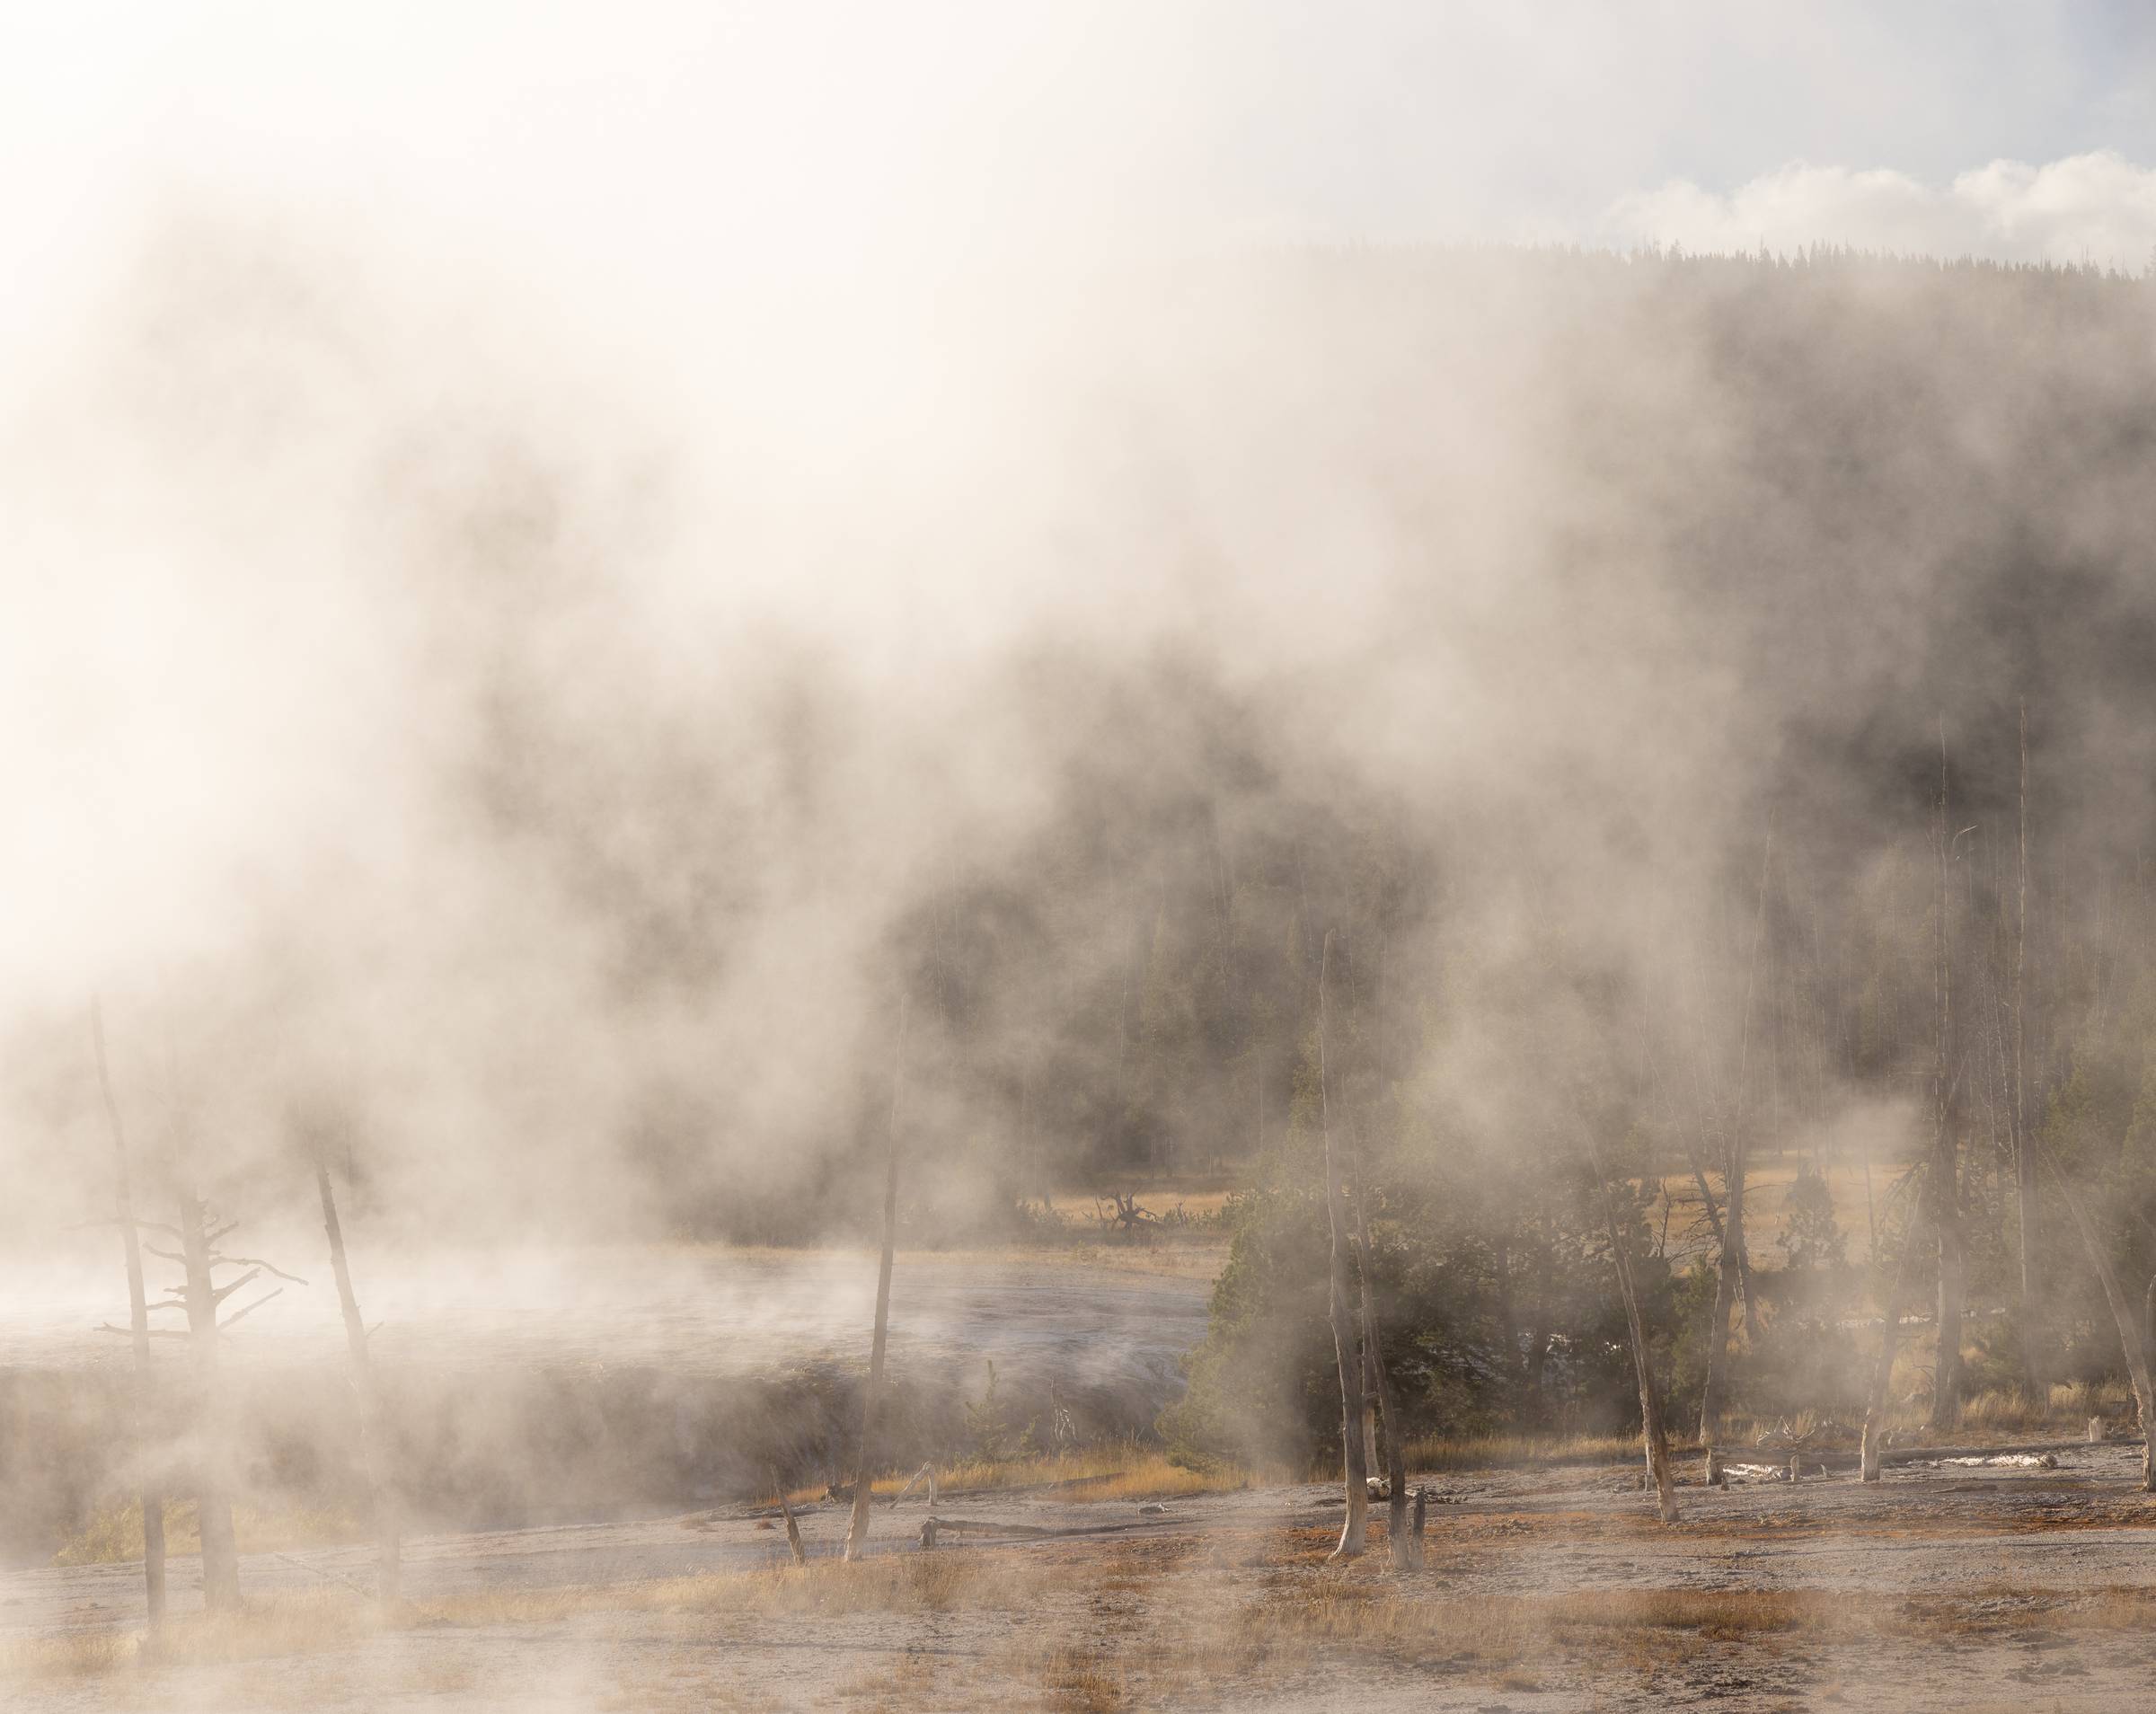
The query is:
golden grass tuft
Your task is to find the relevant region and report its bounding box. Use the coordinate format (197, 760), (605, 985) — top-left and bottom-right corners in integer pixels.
(788, 1445), (1250, 1509)
(2, 1630), (135, 1680)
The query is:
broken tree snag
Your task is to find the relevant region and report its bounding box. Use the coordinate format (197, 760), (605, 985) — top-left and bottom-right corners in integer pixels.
(1588, 1141), (1679, 1524)
(1347, 1109), (1416, 1569)
(1347, 1111), (1382, 1506)
(1701, 815), (1775, 1443)
(1362, 1254), (1415, 1568)
(155, 1047), (306, 1614)
(1860, 1171), (1929, 1483)
(2047, 1162), (2156, 1491)
(844, 991), (908, 1563)
(91, 998), (165, 1632)
(2014, 698), (2041, 1395)
(1316, 932), (1368, 1559)
(773, 1472), (807, 1565)
(176, 1188), (243, 1611)
(314, 1146), (400, 1607)
(1930, 719), (1965, 1432)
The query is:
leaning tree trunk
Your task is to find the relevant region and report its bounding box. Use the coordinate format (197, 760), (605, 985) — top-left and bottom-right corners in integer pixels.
(177, 1190), (242, 1611)
(2050, 1162), (2156, 1491)
(1315, 933), (1368, 1559)
(92, 999), (164, 1632)
(844, 994), (908, 1562)
(315, 1154), (399, 1606)
(1860, 1171), (1929, 1482)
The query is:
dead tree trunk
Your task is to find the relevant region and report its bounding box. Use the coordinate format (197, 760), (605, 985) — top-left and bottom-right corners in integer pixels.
(1860, 1171), (1929, 1482)
(773, 1473), (808, 1566)
(844, 993), (908, 1562)
(176, 1191), (242, 1611)
(314, 1153), (399, 1606)
(91, 999), (164, 1632)
(1347, 1113), (1417, 1568)
(1355, 1243), (1416, 1566)
(2015, 699), (2041, 1395)
(1585, 1124), (1678, 1522)
(1931, 720), (1965, 1430)
(1316, 932), (1368, 1560)
(148, 1029), (301, 1614)
(2049, 1162), (2156, 1491)
(1348, 1115), (1381, 1489)
(1701, 819), (1774, 1442)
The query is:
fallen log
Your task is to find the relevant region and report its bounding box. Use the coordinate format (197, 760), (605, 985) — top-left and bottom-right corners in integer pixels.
(1707, 1436), (2119, 1471)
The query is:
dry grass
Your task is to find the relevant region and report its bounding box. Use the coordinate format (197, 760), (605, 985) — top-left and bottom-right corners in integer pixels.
(423, 1548), (1014, 1630)
(1657, 1150), (1892, 1264)
(23, 1496), (2156, 1706)
(787, 1445), (1251, 1508)
(54, 1497), (370, 1567)
(2, 1630), (135, 1680)
(1959, 1378), (2136, 1432)
(2, 1591), (380, 1682)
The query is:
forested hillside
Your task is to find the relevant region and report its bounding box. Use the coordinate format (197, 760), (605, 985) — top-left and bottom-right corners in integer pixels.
(15, 245), (2156, 1461)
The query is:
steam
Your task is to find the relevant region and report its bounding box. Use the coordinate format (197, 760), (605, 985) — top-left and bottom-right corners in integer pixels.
(7, 191), (2156, 1256)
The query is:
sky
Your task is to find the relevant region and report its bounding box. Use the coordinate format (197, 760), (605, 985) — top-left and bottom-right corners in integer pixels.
(5, 0), (2156, 342)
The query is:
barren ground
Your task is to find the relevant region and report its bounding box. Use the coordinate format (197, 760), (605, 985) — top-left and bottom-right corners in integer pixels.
(11, 1443), (2156, 1711)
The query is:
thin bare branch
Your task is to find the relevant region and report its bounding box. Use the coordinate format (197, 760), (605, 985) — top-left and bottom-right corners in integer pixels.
(217, 1288), (283, 1331)
(208, 1268), (262, 1305)
(211, 1255), (308, 1286)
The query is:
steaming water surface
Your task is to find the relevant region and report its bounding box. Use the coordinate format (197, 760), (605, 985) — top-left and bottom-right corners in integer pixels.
(0, 1246), (1209, 1398)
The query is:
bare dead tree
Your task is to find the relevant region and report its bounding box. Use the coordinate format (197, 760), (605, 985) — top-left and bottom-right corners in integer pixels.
(1345, 1106), (1418, 1568)
(844, 991), (907, 1563)
(1315, 932), (1368, 1559)
(117, 1038), (306, 1614)
(314, 1142), (400, 1606)
(90, 998), (164, 1632)
(772, 1471), (808, 1566)
(175, 1192), (242, 1609)
(1577, 1115), (1679, 1522)
(1700, 816), (1774, 1442)
(2015, 698), (2041, 1395)
(1860, 1169), (1929, 1482)
(1931, 720), (1966, 1429)
(2048, 1161), (2156, 1491)
(1348, 1109), (1380, 1486)
(1093, 1189), (1159, 1236)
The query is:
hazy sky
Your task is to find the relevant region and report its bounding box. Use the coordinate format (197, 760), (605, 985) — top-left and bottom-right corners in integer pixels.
(5, 0), (2156, 338)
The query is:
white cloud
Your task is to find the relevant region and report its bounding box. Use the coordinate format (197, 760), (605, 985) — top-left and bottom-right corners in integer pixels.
(1603, 150), (2156, 269)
